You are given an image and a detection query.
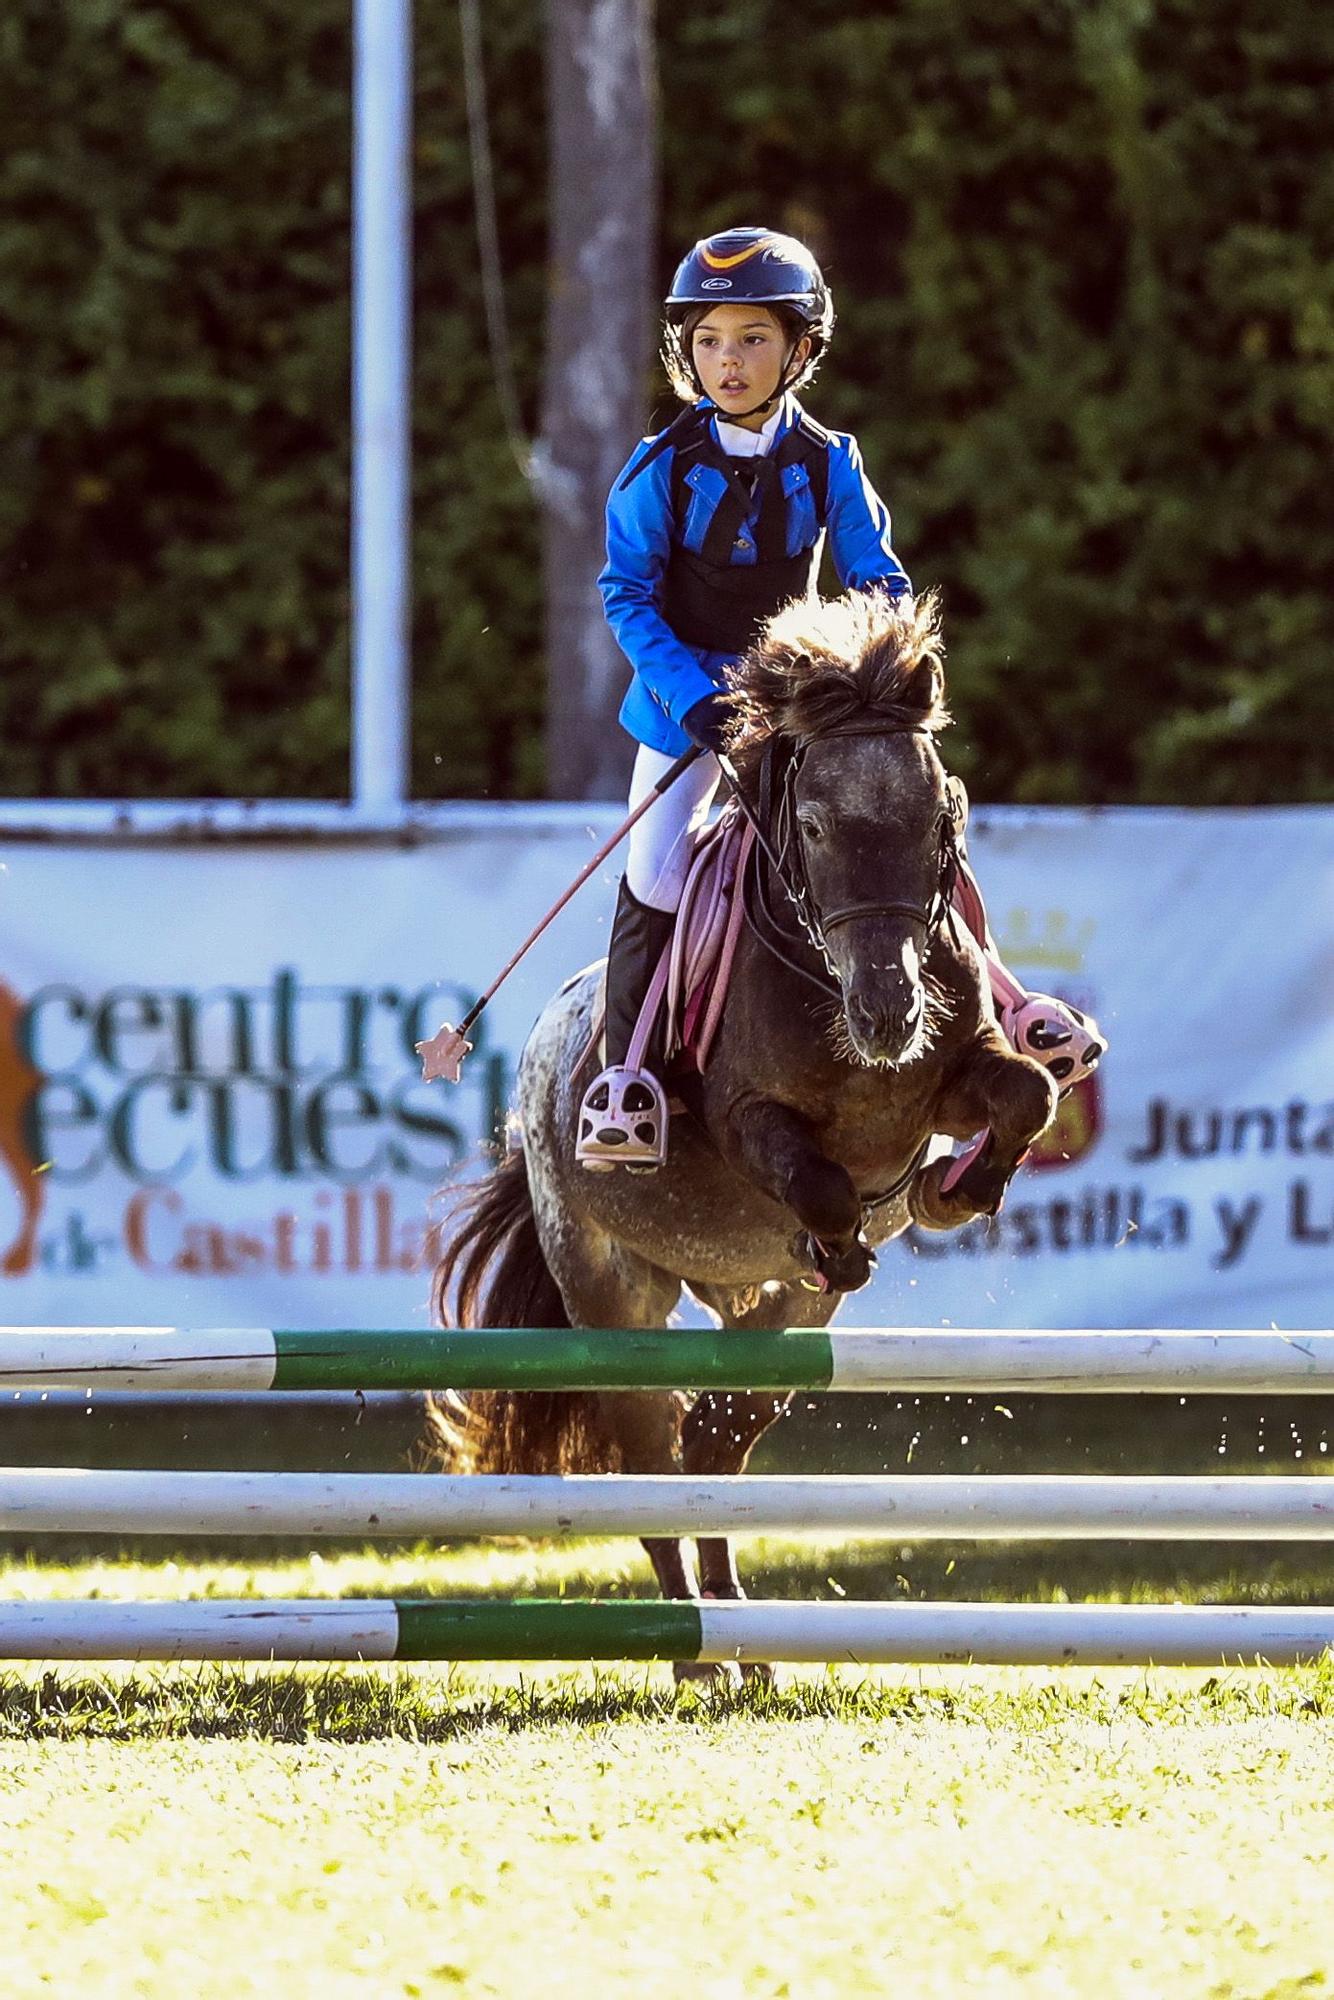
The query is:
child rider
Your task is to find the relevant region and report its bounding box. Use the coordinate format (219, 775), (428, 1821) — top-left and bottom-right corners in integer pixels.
(577, 226), (1102, 1172)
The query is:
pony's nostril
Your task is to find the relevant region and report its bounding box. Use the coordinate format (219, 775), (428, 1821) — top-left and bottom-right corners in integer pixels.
(848, 986), (920, 1046)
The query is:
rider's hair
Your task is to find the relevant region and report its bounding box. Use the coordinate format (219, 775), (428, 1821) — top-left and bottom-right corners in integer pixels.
(662, 303), (817, 405)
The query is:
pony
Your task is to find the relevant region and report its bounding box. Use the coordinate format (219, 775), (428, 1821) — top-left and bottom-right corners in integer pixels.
(429, 590), (1057, 1678)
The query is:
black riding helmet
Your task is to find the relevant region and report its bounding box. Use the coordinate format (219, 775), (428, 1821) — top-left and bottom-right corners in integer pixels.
(663, 227), (834, 417)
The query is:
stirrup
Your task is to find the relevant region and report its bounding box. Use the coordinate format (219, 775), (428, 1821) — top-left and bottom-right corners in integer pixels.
(1000, 992), (1107, 1090)
(576, 1064), (669, 1172)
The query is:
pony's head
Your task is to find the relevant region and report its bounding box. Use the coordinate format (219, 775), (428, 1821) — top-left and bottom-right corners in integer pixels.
(726, 589), (956, 1067)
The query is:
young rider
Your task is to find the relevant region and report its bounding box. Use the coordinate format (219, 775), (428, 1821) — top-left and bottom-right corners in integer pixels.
(577, 226), (1103, 1172)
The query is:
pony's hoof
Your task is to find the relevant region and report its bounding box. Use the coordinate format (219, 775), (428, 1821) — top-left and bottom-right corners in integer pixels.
(913, 1153), (1014, 1228)
(795, 1230), (876, 1294)
(741, 1661), (777, 1688)
(672, 1659), (743, 1689)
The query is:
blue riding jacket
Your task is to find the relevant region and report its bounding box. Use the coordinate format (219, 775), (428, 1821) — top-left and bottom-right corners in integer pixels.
(599, 394), (912, 756)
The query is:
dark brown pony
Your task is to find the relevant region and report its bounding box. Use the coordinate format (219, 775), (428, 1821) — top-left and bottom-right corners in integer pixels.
(429, 590), (1056, 1678)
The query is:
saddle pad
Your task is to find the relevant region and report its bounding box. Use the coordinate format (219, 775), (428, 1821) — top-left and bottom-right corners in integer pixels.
(577, 808), (754, 1082)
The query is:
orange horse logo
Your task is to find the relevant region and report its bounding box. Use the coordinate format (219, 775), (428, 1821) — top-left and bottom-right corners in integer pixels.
(0, 984), (44, 1274)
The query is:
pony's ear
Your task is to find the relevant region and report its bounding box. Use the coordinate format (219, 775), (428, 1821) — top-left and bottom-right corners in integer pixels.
(903, 654), (943, 715)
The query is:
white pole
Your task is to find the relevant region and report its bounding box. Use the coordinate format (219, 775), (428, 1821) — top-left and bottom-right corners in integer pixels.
(0, 1600), (401, 1664)
(351, 0), (413, 813)
(0, 1328), (280, 1392)
(4, 1470), (1334, 1540)
(823, 1329), (1334, 1394)
(696, 1601), (1334, 1668)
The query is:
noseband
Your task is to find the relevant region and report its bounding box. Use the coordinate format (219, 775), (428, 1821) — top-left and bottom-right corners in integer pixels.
(729, 718), (962, 994)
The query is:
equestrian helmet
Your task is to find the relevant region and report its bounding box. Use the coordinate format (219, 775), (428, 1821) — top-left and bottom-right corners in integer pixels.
(666, 227), (834, 357)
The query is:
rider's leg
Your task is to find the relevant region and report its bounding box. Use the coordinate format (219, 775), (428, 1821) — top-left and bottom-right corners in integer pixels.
(946, 781), (1106, 1090)
(576, 746), (720, 1171)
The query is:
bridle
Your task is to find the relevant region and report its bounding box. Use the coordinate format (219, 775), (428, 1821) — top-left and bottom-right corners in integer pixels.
(724, 718), (964, 995)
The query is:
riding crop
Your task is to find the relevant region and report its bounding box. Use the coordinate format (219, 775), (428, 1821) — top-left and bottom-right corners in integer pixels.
(417, 745), (704, 1082)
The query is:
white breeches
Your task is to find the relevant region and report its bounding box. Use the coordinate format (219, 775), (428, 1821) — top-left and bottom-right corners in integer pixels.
(624, 745), (722, 912)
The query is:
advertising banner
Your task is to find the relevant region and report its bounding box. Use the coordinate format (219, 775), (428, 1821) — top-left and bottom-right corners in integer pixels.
(885, 808), (1331, 1331)
(0, 806), (1328, 1330)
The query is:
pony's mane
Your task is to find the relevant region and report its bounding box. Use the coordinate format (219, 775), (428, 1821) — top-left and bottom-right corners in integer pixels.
(724, 588), (949, 757)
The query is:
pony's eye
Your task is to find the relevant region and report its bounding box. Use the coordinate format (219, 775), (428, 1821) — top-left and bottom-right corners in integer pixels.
(798, 815), (824, 843)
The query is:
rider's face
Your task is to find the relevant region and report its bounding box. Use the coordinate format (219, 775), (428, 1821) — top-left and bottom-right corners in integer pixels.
(690, 305), (809, 429)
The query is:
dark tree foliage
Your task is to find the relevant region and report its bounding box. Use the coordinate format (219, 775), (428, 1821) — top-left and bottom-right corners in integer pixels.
(1, 1), (1329, 801)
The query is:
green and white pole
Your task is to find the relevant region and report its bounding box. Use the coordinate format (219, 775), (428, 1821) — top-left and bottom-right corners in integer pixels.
(0, 1598), (1332, 1666)
(0, 1327), (1332, 1394)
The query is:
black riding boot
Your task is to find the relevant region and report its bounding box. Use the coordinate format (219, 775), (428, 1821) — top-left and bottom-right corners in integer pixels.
(576, 879), (675, 1170)
(603, 879), (674, 1067)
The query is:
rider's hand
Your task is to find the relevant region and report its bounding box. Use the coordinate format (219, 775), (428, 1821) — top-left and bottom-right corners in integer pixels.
(681, 693), (733, 758)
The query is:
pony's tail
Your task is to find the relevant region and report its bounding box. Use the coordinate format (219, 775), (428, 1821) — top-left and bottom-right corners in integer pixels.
(422, 1148), (618, 1476)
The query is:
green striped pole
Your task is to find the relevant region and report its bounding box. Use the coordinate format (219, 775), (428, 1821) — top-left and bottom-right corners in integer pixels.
(1, 1598), (1332, 1665)
(0, 1328), (1332, 1394)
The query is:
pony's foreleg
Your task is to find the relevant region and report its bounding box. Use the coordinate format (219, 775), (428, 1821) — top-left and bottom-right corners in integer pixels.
(723, 1096), (872, 1293)
(913, 1040), (1057, 1227)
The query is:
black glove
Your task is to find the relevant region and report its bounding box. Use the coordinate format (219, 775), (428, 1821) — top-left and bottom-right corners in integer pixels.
(681, 693), (732, 757)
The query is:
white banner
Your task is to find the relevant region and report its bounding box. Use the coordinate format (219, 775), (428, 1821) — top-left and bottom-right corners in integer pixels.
(882, 807), (1332, 1331)
(0, 806), (1327, 1331)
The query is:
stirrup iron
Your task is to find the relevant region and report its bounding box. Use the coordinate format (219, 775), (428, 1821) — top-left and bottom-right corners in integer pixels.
(576, 1064), (669, 1172)
(999, 991), (1107, 1089)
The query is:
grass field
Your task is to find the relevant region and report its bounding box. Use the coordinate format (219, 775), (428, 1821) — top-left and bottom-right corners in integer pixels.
(0, 1535), (1332, 1999)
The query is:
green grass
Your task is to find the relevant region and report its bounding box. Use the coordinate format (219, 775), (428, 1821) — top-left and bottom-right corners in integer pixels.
(3, 1524), (1332, 1610)
(1, 1538), (1333, 1996)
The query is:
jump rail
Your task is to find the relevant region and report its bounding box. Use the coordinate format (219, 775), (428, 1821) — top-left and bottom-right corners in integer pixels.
(7, 1321), (1334, 1672)
(1, 1326), (1332, 1394)
(0, 1598), (1331, 1666)
(4, 1468), (1334, 1540)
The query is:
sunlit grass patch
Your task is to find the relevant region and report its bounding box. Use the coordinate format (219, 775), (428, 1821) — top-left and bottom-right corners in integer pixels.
(0, 1543), (1331, 1996)
(0, 1688), (1332, 1999)
(2, 1528), (1331, 1611)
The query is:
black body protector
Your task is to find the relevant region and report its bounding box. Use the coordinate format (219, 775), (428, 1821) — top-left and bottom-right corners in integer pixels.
(655, 410), (833, 657)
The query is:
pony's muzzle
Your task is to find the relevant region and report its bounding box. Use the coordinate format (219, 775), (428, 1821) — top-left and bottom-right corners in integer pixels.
(844, 977), (924, 1064)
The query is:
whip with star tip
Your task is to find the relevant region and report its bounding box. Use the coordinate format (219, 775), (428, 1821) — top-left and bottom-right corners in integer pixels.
(416, 746), (704, 1083)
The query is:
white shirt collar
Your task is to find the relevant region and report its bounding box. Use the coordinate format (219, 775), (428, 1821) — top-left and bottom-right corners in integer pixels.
(713, 400), (787, 458)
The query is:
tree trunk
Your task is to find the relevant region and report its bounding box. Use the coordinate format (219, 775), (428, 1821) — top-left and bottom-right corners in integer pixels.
(539, 0), (657, 801)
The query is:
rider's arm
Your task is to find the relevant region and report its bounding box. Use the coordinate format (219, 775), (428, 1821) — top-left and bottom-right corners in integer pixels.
(823, 433), (913, 597)
(599, 445), (721, 728)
